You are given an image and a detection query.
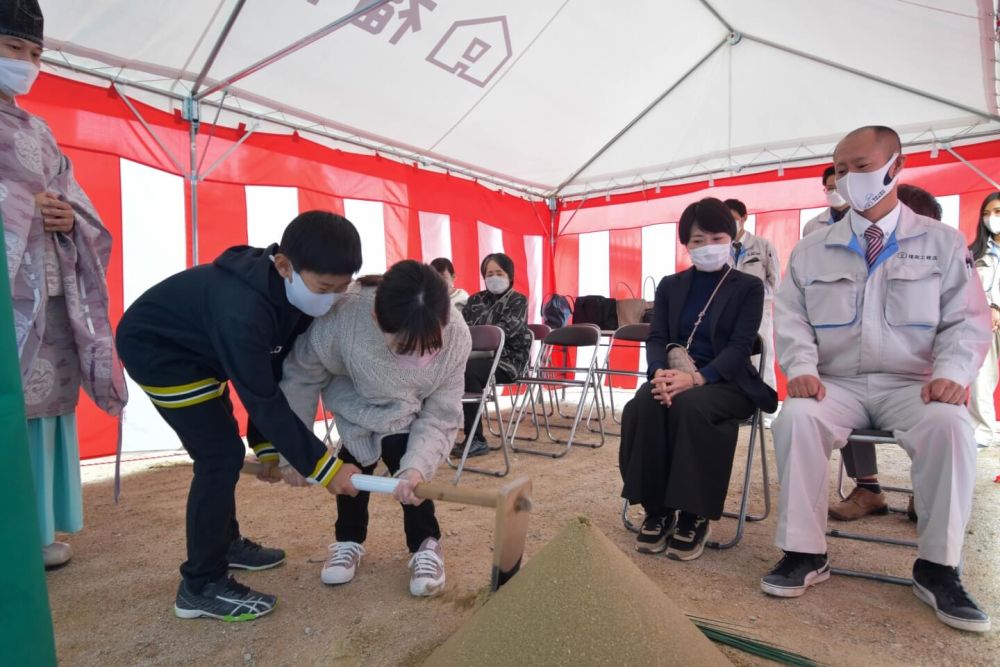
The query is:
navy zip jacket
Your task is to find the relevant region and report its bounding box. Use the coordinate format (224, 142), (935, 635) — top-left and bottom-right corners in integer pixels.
(116, 244), (337, 483)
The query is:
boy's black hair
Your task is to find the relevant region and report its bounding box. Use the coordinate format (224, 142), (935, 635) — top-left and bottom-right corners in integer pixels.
(279, 210), (362, 275)
(822, 166), (836, 183)
(678, 198), (738, 244)
(430, 257), (456, 276)
(375, 260), (450, 355)
(897, 183), (942, 222)
(480, 252), (516, 285)
(724, 198), (747, 219)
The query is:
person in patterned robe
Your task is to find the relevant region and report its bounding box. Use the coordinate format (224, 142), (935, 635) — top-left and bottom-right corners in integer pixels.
(1, 1), (126, 568)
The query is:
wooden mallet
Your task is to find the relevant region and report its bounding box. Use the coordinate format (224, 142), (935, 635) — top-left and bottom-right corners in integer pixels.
(242, 458), (532, 591)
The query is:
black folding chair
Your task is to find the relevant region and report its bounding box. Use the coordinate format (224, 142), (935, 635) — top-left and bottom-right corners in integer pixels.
(508, 324), (605, 457)
(448, 325), (510, 483)
(483, 324), (551, 443)
(622, 335), (771, 550)
(828, 429), (916, 586)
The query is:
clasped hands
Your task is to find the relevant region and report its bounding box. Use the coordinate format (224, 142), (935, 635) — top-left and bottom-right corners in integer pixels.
(34, 191), (75, 233)
(786, 374), (968, 405)
(650, 368), (700, 406)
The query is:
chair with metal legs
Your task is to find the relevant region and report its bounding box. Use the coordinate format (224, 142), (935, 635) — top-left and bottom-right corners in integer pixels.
(828, 430), (916, 586)
(448, 325), (510, 482)
(587, 324), (650, 436)
(483, 324), (551, 443)
(508, 324), (605, 457)
(621, 335), (771, 550)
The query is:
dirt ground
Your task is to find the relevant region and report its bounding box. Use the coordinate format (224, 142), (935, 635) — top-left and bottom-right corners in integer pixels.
(49, 403), (1000, 666)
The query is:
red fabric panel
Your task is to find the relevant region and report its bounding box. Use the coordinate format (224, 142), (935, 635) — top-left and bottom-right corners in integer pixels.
(753, 211), (801, 400)
(607, 229), (643, 388)
(62, 149), (122, 459)
(449, 215), (482, 297)
(551, 235), (580, 375)
(196, 181), (249, 263)
(502, 230), (530, 298)
(298, 189), (345, 217)
(383, 203), (410, 267)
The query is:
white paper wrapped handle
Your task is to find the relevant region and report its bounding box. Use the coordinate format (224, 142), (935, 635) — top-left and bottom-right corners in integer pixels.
(350, 474), (399, 494)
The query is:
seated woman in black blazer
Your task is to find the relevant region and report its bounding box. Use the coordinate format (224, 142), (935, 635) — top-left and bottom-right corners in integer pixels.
(619, 197), (778, 561)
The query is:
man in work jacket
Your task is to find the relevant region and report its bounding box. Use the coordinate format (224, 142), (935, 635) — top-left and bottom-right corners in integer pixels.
(802, 165), (851, 237)
(760, 125), (992, 634)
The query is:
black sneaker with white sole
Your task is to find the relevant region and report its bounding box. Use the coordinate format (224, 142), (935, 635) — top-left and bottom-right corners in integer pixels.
(635, 511), (677, 554)
(666, 512), (711, 561)
(174, 576), (276, 622)
(760, 551), (830, 597)
(227, 537), (285, 571)
(912, 559), (991, 633)
(451, 437), (489, 459)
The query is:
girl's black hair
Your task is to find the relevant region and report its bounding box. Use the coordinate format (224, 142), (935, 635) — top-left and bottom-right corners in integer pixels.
(374, 260), (450, 355)
(430, 257), (456, 276)
(480, 252), (515, 285)
(279, 210), (363, 275)
(968, 192), (1000, 261)
(678, 198), (738, 244)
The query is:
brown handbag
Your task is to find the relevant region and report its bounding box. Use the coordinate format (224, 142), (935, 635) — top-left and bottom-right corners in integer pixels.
(615, 282), (654, 326)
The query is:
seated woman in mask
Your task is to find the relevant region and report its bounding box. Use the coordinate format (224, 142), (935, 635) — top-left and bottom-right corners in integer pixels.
(452, 253), (532, 458)
(280, 260), (471, 598)
(619, 198), (777, 562)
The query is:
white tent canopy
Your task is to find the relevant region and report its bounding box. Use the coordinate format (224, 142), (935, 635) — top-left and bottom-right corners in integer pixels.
(40, 0), (1000, 198)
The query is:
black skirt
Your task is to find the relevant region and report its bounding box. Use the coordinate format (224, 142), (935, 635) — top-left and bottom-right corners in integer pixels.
(619, 381), (754, 520)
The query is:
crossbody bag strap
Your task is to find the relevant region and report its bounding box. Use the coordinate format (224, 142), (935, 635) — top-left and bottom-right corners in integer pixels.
(684, 266), (733, 350)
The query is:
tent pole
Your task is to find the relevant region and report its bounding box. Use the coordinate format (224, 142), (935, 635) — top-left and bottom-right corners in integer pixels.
(742, 32), (1000, 125)
(184, 98), (202, 265)
(696, 0), (733, 32)
(191, 0), (247, 97)
(195, 0), (391, 101)
(551, 37), (728, 196)
(113, 84), (186, 174)
(944, 144), (1000, 190)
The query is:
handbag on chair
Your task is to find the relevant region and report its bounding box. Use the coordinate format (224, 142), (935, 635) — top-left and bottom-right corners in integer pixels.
(664, 266), (732, 375)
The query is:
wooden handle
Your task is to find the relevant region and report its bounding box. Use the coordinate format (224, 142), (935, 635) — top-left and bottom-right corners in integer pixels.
(414, 483), (498, 509)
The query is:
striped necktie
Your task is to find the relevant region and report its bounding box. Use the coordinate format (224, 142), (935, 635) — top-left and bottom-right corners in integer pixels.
(864, 224), (884, 267)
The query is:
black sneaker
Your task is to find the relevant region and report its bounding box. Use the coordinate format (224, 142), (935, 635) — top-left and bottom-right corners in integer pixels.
(227, 537), (285, 571)
(666, 512), (711, 561)
(760, 551), (830, 597)
(635, 511), (676, 554)
(451, 437), (489, 459)
(912, 559), (991, 632)
(174, 576), (276, 622)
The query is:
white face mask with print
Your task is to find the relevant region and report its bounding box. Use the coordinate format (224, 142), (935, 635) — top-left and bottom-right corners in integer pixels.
(285, 270), (338, 317)
(826, 190), (849, 209)
(835, 152), (900, 211)
(485, 276), (510, 295)
(0, 57), (39, 98)
(986, 215), (1000, 235)
(688, 243), (731, 272)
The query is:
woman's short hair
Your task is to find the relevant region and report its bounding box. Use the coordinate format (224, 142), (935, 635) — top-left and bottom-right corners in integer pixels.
(375, 260), (451, 355)
(678, 198), (738, 244)
(279, 210), (363, 275)
(723, 198), (748, 219)
(480, 252), (516, 283)
(429, 257), (456, 276)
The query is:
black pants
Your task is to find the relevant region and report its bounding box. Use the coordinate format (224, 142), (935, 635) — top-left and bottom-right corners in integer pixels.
(463, 358), (514, 440)
(148, 388), (245, 593)
(619, 382), (754, 520)
(335, 434), (440, 553)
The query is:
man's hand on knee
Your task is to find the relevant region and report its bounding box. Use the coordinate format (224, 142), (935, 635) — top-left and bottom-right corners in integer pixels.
(921, 378), (966, 405)
(787, 375), (826, 400)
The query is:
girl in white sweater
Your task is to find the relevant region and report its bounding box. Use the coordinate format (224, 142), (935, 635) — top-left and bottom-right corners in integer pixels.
(280, 260), (471, 597)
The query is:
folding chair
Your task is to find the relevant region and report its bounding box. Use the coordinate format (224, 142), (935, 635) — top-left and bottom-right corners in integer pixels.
(590, 323), (650, 436)
(483, 324), (551, 443)
(508, 324), (605, 457)
(828, 429), (916, 586)
(448, 325), (511, 483)
(622, 335), (771, 551)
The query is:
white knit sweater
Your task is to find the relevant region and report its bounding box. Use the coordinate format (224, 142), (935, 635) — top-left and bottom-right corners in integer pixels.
(280, 286), (471, 481)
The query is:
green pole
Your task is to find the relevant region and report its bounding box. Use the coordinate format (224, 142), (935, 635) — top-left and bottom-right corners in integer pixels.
(0, 211), (57, 666)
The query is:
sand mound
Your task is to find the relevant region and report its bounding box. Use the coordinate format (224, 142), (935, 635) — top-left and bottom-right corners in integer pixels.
(424, 517), (731, 666)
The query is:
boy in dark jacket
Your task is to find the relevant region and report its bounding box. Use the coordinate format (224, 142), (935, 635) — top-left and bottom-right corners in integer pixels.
(117, 210), (363, 621)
